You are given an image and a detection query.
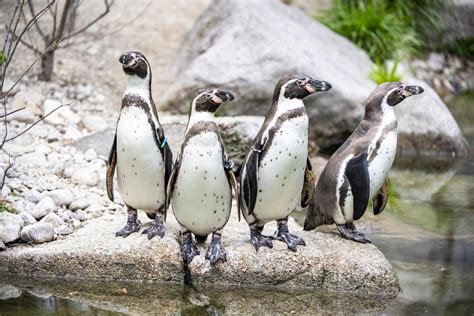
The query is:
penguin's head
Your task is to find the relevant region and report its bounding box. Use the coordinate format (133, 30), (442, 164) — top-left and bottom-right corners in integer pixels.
(193, 88), (235, 113)
(386, 83), (424, 106)
(119, 51), (150, 80)
(365, 82), (424, 119)
(273, 73), (332, 103)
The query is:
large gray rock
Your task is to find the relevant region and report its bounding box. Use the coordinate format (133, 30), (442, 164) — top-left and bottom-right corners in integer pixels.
(161, 0), (373, 150)
(396, 79), (470, 158)
(0, 210), (399, 296)
(160, 0), (469, 157)
(20, 222), (54, 244)
(0, 212), (23, 244)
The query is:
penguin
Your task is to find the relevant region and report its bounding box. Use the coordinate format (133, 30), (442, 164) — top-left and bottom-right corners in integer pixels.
(167, 88), (238, 265)
(239, 73), (332, 252)
(106, 51), (173, 239)
(304, 82), (424, 243)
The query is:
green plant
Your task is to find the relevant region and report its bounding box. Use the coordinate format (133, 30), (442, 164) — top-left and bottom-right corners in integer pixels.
(386, 0), (446, 51)
(369, 61), (401, 84)
(0, 202), (15, 213)
(0, 52), (6, 65)
(321, 0), (420, 63)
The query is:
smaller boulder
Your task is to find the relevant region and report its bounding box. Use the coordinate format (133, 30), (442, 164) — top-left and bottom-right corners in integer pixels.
(25, 189), (42, 204)
(30, 197), (56, 220)
(69, 198), (91, 211)
(82, 115), (108, 132)
(40, 212), (65, 228)
(84, 148), (98, 161)
(18, 212), (37, 226)
(0, 212), (23, 243)
(20, 222), (54, 244)
(45, 189), (74, 207)
(15, 152), (47, 167)
(71, 167), (99, 186)
(0, 284), (22, 299)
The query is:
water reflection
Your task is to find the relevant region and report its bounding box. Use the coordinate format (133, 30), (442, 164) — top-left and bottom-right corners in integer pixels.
(0, 283), (119, 315)
(0, 275), (396, 315)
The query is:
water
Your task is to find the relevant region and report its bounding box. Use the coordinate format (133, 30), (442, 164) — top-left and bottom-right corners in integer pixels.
(1, 94), (473, 315)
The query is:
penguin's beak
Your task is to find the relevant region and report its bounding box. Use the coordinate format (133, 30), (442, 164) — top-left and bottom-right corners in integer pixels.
(402, 85), (424, 98)
(306, 79), (332, 93)
(214, 90), (234, 103)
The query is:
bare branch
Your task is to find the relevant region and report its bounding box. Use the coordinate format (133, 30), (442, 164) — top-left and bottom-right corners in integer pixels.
(2, 0), (22, 57)
(55, 0), (73, 40)
(1, 99), (9, 147)
(4, 102), (73, 143)
(0, 107), (25, 119)
(50, 1), (58, 39)
(27, 0), (46, 39)
(105, 0), (150, 36)
(1, 38), (60, 102)
(62, 0), (114, 41)
(9, 31), (42, 54)
(4, 0), (55, 70)
(0, 150), (13, 190)
(5, 0), (25, 61)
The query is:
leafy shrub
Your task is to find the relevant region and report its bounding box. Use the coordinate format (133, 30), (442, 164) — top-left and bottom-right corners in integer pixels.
(321, 0), (420, 63)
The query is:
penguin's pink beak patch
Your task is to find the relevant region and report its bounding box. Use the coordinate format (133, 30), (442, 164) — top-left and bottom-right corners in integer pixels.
(211, 95), (223, 104)
(305, 84), (316, 94)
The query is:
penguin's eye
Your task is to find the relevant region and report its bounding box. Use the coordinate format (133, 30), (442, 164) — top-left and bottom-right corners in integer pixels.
(396, 89), (402, 94)
(206, 94), (212, 99)
(296, 80), (304, 86)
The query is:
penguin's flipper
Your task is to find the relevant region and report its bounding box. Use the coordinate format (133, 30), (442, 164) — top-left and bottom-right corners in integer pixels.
(240, 138), (266, 217)
(225, 166), (240, 221)
(165, 154), (180, 219)
(157, 126), (174, 189)
(373, 178), (389, 215)
(345, 152), (370, 221)
(106, 134), (117, 201)
(157, 126), (174, 221)
(300, 156), (316, 208)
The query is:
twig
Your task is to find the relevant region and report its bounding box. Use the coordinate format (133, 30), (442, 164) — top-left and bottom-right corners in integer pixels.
(27, 0), (46, 39)
(62, 0), (114, 41)
(4, 101), (72, 143)
(0, 107), (25, 119)
(0, 150), (13, 191)
(2, 0), (22, 62)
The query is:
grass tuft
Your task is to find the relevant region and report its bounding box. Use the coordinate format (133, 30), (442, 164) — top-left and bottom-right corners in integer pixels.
(369, 61), (402, 84)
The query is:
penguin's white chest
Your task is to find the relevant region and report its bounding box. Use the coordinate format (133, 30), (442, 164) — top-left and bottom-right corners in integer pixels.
(116, 106), (165, 212)
(253, 115), (308, 224)
(172, 132), (231, 236)
(367, 127), (397, 198)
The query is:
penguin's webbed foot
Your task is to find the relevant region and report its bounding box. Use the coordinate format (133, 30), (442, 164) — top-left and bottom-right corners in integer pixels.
(275, 222), (305, 252)
(142, 215), (165, 240)
(181, 233), (200, 265)
(337, 223), (372, 244)
(115, 219), (141, 238)
(250, 227), (273, 252)
(205, 234), (227, 265)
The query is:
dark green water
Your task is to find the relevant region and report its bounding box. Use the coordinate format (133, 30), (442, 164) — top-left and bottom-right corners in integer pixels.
(1, 94), (473, 315)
